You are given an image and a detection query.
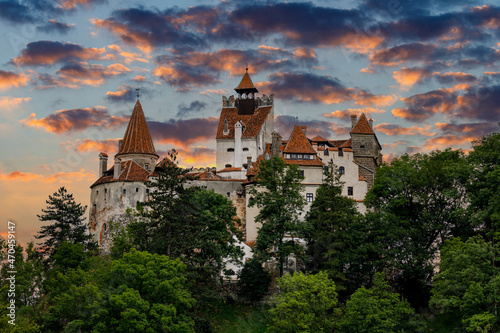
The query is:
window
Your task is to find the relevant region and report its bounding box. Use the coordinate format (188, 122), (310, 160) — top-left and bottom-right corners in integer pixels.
(136, 188), (139, 192)
(324, 149), (329, 156)
(123, 189), (126, 194)
(339, 166), (345, 175)
(243, 147), (249, 151)
(338, 148), (343, 156)
(227, 148), (234, 152)
(306, 193), (314, 202)
(348, 186), (353, 196)
(291, 154), (297, 159)
(225, 164), (232, 168)
(300, 170), (305, 177)
(146, 189), (149, 194)
(105, 188), (107, 194)
(360, 145), (365, 149)
(96, 190), (99, 195)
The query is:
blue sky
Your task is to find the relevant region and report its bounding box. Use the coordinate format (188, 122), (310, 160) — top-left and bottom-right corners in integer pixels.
(1, 0), (499, 245)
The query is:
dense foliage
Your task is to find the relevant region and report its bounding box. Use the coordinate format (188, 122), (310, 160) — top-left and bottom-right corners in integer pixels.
(248, 156), (306, 277)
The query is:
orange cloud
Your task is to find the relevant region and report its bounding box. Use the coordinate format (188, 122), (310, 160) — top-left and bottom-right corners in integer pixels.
(324, 107), (386, 119)
(92, 18), (154, 54)
(133, 75), (146, 82)
(107, 44), (149, 64)
(383, 140), (410, 150)
(374, 123), (436, 136)
(21, 107), (128, 134)
(63, 138), (121, 153)
(293, 47), (317, 59)
(0, 97), (31, 111)
(423, 135), (476, 151)
(174, 147), (216, 168)
(0, 171), (43, 181)
(0, 71), (29, 90)
(393, 67), (433, 89)
(200, 89), (229, 96)
(55, 63), (130, 87)
(369, 43), (437, 67)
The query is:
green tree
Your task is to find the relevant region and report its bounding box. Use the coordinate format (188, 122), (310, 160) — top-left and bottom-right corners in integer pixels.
(237, 259), (272, 305)
(36, 187), (96, 263)
(364, 149), (471, 308)
(248, 156), (306, 277)
(467, 129), (500, 242)
(339, 272), (418, 333)
(430, 236), (500, 332)
(267, 271), (339, 333)
(41, 249), (195, 332)
(304, 159), (359, 292)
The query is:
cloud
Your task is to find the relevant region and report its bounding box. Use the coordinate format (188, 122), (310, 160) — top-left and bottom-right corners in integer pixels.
(200, 88), (229, 96)
(107, 44), (149, 64)
(106, 85), (148, 103)
(392, 88), (457, 121)
(383, 140), (410, 150)
(11, 41), (106, 66)
(37, 19), (75, 34)
(0, 170), (42, 181)
(374, 123), (435, 136)
(0, 97), (31, 111)
(133, 75), (146, 82)
(435, 122), (498, 137)
(0, 70), (29, 90)
(0, 169), (94, 183)
(258, 72), (395, 106)
(153, 47), (301, 90)
(275, 115), (349, 140)
(34, 62), (130, 89)
(393, 67), (434, 89)
(148, 117), (219, 148)
(20, 106), (129, 134)
(176, 101), (207, 118)
(63, 138), (120, 152)
(423, 135), (476, 151)
(393, 85), (500, 122)
(369, 43), (442, 67)
(323, 107), (386, 120)
(435, 72), (478, 85)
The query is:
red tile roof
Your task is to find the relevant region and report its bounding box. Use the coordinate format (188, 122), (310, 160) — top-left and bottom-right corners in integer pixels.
(359, 175), (367, 181)
(235, 69), (258, 92)
(285, 156), (325, 166)
(311, 135), (329, 142)
(216, 106), (272, 140)
(283, 125), (317, 154)
(350, 113), (374, 134)
(340, 138), (352, 148)
(218, 167), (243, 173)
(116, 101), (158, 158)
(90, 160), (151, 188)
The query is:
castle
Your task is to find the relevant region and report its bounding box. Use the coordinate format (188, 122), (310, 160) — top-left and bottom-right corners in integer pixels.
(89, 69), (382, 252)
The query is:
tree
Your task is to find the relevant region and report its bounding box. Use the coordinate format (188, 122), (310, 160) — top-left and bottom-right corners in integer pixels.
(339, 272), (418, 333)
(248, 156), (306, 277)
(41, 250), (195, 332)
(467, 129), (500, 242)
(430, 236), (500, 332)
(36, 187), (96, 262)
(364, 149), (471, 308)
(304, 159), (359, 292)
(237, 259), (272, 305)
(267, 271), (339, 333)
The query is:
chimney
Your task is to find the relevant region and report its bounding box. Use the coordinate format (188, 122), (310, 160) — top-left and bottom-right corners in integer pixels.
(98, 152), (108, 178)
(206, 167), (212, 179)
(246, 156), (252, 170)
(271, 131), (282, 158)
(234, 121), (242, 167)
(369, 118), (373, 128)
(113, 157), (121, 179)
(351, 115), (357, 128)
(118, 139), (123, 152)
(223, 119), (229, 135)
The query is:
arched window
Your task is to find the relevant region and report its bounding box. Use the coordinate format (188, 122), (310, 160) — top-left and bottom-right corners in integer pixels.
(243, 147), (249, 151)
(227, 148), (234, 152)
(339, 166), (345, 175)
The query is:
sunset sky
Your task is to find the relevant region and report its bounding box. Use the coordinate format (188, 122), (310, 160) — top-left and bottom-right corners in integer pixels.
(1, 0), (499, 246)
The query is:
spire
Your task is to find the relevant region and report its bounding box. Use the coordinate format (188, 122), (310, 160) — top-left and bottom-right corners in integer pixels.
(116, 100), (159, 158)
(235, 67), (258, 93)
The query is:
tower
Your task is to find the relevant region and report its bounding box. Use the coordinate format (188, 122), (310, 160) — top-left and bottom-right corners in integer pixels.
(234, 67), (259, 115)
(349, 113), (382, 189)
(89, 98), (158, 252)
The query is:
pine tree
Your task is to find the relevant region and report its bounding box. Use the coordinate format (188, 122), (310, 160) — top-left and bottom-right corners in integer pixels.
(36, 187), (95, 262)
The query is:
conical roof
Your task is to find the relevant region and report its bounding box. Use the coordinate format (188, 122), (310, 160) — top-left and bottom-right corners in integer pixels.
(283, 125), (317, 154)
(350, 113), (374, 134)
(116, 100), (158, 158)
(235, 68), (258, 93)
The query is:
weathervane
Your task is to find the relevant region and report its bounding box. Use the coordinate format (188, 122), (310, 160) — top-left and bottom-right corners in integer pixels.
(136, 88), (140, 101)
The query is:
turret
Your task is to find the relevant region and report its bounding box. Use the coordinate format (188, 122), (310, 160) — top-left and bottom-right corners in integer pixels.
(234, 67), (258, 115)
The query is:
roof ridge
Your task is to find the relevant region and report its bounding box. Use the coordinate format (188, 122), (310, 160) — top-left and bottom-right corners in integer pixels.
(283, 125), (317, 154)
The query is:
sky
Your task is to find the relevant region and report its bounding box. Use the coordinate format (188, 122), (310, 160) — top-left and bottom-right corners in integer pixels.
(1, 0), (499, 246)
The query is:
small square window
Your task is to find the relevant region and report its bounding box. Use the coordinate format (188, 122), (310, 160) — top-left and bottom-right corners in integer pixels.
(348, 187), (353, 196)
(146, 189), (149, 194)
(306, 193), (314, 202)
(123, 189), (126, 194)
(339, 166), (345, 175)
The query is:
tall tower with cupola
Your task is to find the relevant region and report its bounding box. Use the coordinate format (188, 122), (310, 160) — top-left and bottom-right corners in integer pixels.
(215, 68), (275, 179)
